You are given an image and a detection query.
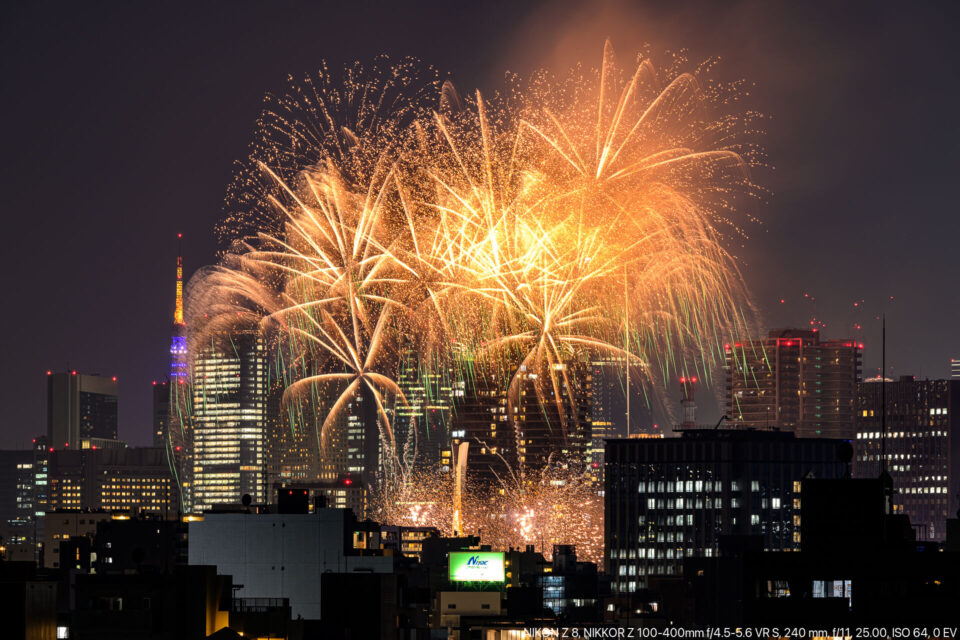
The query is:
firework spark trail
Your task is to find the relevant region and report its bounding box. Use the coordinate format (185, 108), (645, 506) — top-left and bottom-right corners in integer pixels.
(189, 41), (763, 533)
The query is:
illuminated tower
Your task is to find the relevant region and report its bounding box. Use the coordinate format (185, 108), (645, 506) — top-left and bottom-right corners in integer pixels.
(170, 233), (188, 381)
(165, 234), (192, 510)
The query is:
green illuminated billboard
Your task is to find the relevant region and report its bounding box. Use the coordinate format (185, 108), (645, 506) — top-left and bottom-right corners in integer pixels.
(448, 551), (505, 582)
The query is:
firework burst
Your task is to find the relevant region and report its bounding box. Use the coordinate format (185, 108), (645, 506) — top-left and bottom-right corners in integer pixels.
(188, 41), (763, 540)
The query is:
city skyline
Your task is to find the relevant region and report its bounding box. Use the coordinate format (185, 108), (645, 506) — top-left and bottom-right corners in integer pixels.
(2, 3), (960, 633)
(2, 0), (959, 450)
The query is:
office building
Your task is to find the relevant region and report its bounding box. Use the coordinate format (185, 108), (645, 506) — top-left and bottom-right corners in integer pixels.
(952, 358), (960, 380)
(191, 329), (267, 512)
(725, 328), (861, 438)
(47, 371), (119, 448)
(604, 429), (848, 593)
(47, 447), (177, 514)
(855, 376), (960, 541)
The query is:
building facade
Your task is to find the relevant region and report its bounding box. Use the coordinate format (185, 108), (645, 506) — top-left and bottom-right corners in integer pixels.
(725, 329), (861, 438)
(46, 447), (177, 514)
(191, 330), (268, 512)
(604, 429), (848, 594)
(854, 376), (960, 541)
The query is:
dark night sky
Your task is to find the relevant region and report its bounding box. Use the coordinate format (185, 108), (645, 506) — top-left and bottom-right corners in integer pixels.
(2, 0), (958, 448)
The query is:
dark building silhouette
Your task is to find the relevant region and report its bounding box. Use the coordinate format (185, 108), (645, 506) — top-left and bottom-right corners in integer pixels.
(0, 562), (57, 639)
(92, 516), (188, 574)
(69, 565), (235, 640)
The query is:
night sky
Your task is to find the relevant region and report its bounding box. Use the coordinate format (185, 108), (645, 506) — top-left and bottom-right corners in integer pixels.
(2, 0), (958, 448)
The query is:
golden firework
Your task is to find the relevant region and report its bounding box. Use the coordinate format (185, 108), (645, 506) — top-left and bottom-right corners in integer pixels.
(190, 41), (763, 539)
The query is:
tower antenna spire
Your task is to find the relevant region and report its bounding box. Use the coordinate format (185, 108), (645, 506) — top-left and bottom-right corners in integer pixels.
(174, 233), (185, 326)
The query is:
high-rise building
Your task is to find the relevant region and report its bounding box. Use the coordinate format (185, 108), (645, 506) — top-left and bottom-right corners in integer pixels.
(191, 329), (268, 512)
(952, 358), (960, 380)
(317, 379), (393, 496)
(46, 371), (119, 449)
(450, 360), (592, 488)
(854, 376), (960, 541)
(725, 328), (862, 438)
(604, 429), (848, 594)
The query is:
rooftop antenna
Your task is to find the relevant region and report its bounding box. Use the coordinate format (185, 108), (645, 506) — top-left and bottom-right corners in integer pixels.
(624, 265), (630, 437)
(881, 314), (886, 474)
(880, 314), (893, 515)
